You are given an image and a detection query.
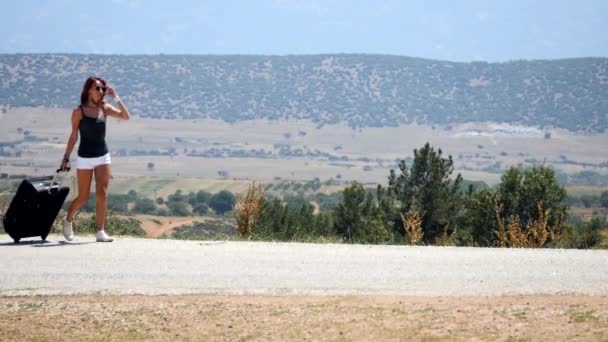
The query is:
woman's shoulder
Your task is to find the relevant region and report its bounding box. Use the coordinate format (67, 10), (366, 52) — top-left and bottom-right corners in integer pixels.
(72, 106), (83, 117)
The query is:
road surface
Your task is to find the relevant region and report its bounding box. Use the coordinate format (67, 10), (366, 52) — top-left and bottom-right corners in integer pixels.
(1, 234), (607, 296)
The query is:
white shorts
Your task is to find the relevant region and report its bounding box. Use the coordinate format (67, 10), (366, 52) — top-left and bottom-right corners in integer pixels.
(76, 153), (111, 170)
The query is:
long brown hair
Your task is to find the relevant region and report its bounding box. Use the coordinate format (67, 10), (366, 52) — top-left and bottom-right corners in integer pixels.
(80, 76), (107, 106)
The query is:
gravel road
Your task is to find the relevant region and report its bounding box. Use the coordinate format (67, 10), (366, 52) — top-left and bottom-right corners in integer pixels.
(1, 234), (607, 296)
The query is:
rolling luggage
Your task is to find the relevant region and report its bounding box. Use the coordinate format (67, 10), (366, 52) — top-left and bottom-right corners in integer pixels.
(3, 170), (70, 243)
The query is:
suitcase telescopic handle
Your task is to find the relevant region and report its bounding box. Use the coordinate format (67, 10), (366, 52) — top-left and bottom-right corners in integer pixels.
(49, 167), (71, 192)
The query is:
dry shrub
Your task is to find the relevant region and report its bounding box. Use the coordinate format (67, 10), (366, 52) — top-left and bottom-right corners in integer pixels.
(506, 216), (528, 248)
(234, 182), (265, 238)
(401, 197), (424, 245)
(436, 225), (458, 246)
(547, 209), (565, 243)
(525, 201), (550, 247)
(495, 201), (562, 248)
(495, 204), (508, 248)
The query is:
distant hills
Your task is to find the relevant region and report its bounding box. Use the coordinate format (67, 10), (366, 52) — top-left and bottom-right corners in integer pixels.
(0, 54), (606, 132)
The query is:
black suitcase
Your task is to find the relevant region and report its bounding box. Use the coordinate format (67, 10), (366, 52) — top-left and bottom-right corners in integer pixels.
(3, 172), (70, 243)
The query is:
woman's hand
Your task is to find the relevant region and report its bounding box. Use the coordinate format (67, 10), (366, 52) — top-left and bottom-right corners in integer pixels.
(106, 85), (117, 99)
(103, 84), (128, 119)
(59, 158), (70, 172)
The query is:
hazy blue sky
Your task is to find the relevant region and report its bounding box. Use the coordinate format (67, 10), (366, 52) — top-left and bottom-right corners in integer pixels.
(1, 0), (607, 61)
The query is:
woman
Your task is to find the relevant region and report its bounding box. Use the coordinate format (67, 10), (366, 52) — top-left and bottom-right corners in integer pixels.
(60, 76), (130, 242)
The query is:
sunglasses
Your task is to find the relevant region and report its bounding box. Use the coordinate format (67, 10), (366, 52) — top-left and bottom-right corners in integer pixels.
(95, 86), (107, 93)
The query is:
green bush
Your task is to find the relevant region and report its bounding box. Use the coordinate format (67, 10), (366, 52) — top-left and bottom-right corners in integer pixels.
(67, 211), (145, 237)
(255, 196), (336, 241)
(156, 208), (169, 216)
(558, 217), (606, 249)
(73, 193), (130, 213)
(601, 191), (608, 208)
(210, 190), (236, 215)
(134, 197), (156, 214)
(458, 165), (568, 247)
(283, 194), (309, 213)
(172, 219), (235, 240)
(107, 194), (130, 213)
(378, 143), (463, 243)
(335, 183), (390, 243)
(168, 189), (186, 203)
(192, 203), (209, 215)
(167, 200), (190, 216)
(195, 190), (212, 204)
(313, 192), (341, 211)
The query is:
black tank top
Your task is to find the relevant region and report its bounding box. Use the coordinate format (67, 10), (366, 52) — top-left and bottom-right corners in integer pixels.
(77, 105), (108, 158)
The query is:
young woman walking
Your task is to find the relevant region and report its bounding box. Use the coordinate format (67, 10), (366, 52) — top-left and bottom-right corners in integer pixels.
(60, 76), (130, 242)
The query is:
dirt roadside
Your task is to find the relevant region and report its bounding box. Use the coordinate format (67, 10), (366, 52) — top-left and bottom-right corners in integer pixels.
(132, 214), (198, 238)
(1, 294), (607, 341)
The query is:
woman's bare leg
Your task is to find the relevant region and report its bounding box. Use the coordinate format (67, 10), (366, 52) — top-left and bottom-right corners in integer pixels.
(66, 169), (93, 222)
(94, 164), (111, 231)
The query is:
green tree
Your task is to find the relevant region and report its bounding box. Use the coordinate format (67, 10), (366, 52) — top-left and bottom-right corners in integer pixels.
(579, 194), (597, 208)
(127, 189), (138, 202)
(561, 217), (605, 249)
(256, 196), (305, 240)
(209, 190), (236, 215)
(600, 191), (608, 208)
(283, 194), (309, 213)
(196, 190), (212, 204)
(313, 192), (342, 211)
(498, 166), (567, 230)
(460, 188), (497, 246)
(283, 202), (314, 240)
(379, 143), (463, 243)
(256, 197), (290, 238)
(256, 196), (336, 241)
(167, 200), (190, 216)
(289, 202), (336, 240)
(187, 192), (197, 206)
(107, 194), (129, 213)
(134, 197), (156, 214)
(335, 182), (390, 243)
(168, 189), (186, 203)
(192, 203), (209, 215)
(462, 165), (568, 247)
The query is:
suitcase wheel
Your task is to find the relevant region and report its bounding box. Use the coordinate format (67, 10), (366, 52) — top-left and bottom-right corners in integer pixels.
(13, 237), (20, 244)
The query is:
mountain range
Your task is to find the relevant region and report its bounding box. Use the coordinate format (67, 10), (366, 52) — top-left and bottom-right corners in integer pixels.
(1, 54), (606, 132)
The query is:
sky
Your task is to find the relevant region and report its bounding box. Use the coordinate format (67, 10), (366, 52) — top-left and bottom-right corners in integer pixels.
(1, 0), (607, 62)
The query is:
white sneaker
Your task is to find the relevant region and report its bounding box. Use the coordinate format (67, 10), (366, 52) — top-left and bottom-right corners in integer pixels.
(63, 220), (74, 241)
(96, 230), (114, 242)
